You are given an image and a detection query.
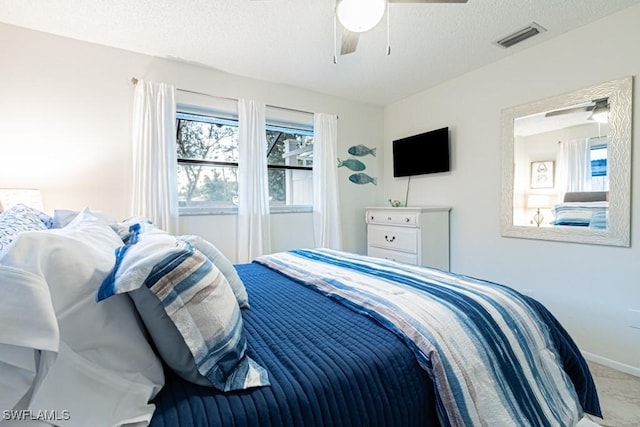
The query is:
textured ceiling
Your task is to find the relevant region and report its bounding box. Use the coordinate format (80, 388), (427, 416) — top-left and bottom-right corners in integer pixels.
(1, 0), (639, 106)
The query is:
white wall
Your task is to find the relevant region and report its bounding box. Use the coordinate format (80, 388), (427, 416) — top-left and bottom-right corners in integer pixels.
(384, 5), (640, 374)
(0, 23), (384, 260)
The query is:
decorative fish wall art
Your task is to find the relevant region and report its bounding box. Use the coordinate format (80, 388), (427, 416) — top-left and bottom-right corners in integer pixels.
(349, 173), (377, 186)
(347, 144), (376, 157)
(341, 145), (377, 186)
(337, 157), (366, 172)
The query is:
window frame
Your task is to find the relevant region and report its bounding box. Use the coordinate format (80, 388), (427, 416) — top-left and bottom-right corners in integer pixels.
(176, 109), (314, 216)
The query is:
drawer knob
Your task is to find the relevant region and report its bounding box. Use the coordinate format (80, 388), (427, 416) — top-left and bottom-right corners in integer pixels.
(384, 235), (396, 242)
(387, 216), (392, 220)
(405, 217), (410, 222)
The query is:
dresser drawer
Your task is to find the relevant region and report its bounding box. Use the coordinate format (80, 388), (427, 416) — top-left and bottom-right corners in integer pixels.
(366, 210), (418, 227)
(368, 247), (418, 265)
(367, 225), (418, 253)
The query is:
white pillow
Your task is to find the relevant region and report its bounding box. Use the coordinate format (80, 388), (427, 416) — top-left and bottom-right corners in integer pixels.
(52, 208), (117, 228)
(0, 210), (164, 426)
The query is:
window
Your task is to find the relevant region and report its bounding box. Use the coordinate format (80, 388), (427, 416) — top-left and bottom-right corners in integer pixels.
(590, 141), (608, 191)
(265, 124), (314, 207)
(176, 111), (313, 214)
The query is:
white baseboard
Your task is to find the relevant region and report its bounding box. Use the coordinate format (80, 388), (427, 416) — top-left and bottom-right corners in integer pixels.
(582, 351), (640, 378)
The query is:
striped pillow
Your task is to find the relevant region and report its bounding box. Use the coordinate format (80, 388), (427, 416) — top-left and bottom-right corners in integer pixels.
(178, 235), (249, 308)
(97, 222), (269, 391)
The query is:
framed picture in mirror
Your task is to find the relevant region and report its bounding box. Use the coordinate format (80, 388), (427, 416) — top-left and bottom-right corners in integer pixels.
(530, 161), (554, 189)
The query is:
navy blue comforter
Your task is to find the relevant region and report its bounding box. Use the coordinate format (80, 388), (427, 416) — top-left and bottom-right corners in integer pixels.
(150, 262), (600, 426)
(150, 262), (437, 427)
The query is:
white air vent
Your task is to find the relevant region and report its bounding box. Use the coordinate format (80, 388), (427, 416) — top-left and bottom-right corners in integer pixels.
(495, 22), (546, 48)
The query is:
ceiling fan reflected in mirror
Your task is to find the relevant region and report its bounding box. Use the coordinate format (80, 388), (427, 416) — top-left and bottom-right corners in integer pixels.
(544, 98), (610, 123)
(334, 0), (468, 61)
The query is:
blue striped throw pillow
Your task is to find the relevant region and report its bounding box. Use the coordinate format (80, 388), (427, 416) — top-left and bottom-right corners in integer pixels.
(97, 222), (269, 391)
(178, 235), (249, 308)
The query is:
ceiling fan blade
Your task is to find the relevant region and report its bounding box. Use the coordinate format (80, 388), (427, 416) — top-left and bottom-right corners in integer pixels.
(389, 0), (468, 3)
(340, 30), (359, 55)
(544, 106), (593, 118)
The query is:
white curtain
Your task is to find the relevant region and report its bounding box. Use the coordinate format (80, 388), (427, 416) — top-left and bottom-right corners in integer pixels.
(237, 99), (271, 263)
(557, 138), (591, 200)
(131, 79), (178, 234)
(312, 113), (342, 249)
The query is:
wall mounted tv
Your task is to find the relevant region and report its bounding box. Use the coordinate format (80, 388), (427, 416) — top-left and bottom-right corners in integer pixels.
(392, 127), (450, 177)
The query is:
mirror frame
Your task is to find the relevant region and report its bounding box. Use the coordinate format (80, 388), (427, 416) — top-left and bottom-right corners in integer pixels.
(501, 76), (632, 247)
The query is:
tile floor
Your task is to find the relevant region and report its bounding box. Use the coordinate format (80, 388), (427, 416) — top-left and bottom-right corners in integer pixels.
(585, 361), (640, 427)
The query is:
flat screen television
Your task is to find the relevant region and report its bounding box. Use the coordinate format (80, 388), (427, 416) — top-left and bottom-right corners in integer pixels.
(392, 127), (450, 177)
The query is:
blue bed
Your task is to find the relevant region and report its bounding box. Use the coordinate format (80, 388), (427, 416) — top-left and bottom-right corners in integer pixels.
(149, 256), (601, 427)
(552, 192), (609, 229)
(0, 209), (601, 427)
(150, 262), (437, 426)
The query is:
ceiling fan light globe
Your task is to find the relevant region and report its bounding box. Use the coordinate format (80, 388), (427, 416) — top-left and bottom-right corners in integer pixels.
(590, 110), (609, 123)
(337, 0), (386, 33)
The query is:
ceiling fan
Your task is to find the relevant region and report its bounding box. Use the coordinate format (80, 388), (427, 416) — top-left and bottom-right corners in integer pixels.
(335, 0), (468, 60)
(544, 98), (609, 122)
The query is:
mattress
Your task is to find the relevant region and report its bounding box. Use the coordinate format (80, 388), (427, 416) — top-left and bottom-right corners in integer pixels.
(150, 262), (438, 427)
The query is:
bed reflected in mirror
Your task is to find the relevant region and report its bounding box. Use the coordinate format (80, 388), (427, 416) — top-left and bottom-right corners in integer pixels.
(501, 77), (632, 246)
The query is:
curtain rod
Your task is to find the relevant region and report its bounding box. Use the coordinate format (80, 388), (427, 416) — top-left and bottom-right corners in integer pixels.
(131, 77), (314, 117)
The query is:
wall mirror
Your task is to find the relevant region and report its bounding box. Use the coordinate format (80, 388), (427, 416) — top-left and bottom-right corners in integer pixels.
(501, 76), (632, 246)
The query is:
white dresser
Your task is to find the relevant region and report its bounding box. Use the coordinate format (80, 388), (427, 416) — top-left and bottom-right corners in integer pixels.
(365, 206), (451, 271)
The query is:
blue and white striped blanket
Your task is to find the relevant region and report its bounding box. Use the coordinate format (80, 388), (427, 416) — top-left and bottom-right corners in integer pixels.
(255, 249), (583, 427)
